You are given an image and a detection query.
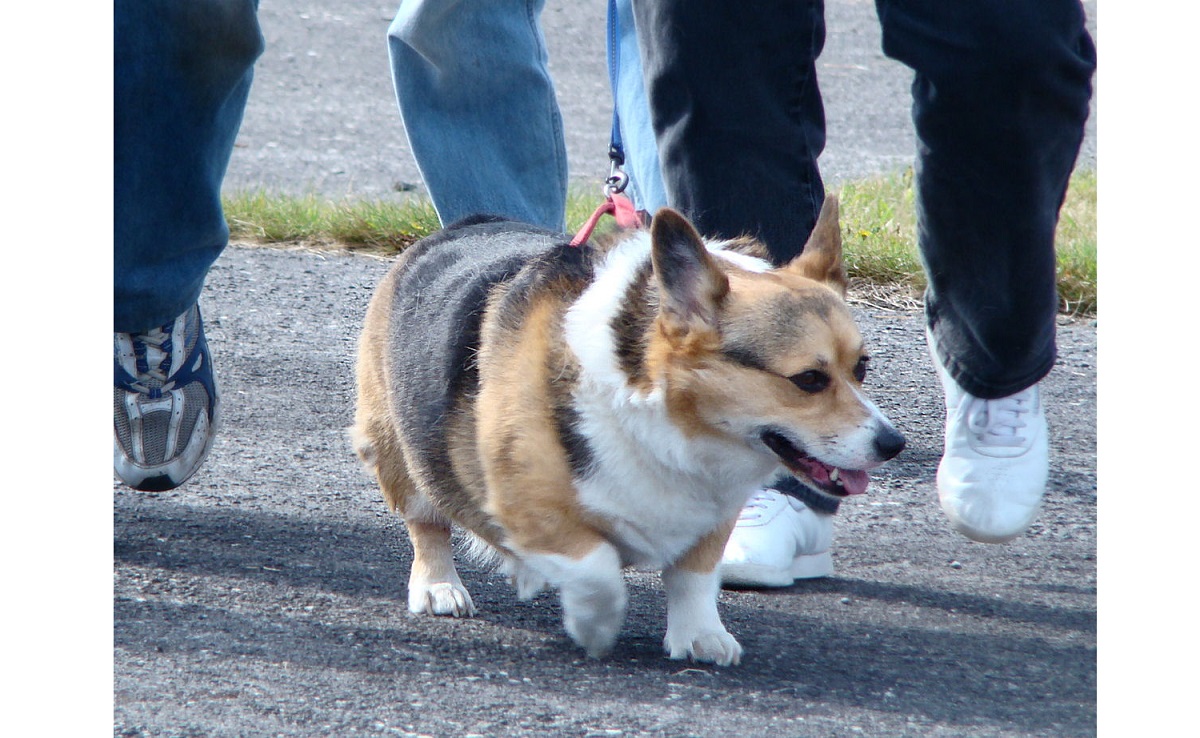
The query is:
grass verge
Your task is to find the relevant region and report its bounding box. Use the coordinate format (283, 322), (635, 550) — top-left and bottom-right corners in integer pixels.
(224, 168), (1096, 316)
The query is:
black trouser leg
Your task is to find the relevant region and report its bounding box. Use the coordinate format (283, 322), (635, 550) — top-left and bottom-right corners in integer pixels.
(877, 0), (1096, 397)
(631, 0), (827, 264)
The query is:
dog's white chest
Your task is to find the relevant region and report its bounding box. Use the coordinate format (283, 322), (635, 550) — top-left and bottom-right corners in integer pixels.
(571, 415), (774, 568)
(575, 470), (735, 568)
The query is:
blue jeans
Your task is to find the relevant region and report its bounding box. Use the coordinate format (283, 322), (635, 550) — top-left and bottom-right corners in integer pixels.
(388, 0), (667, 231)
(610, 0), (668, 214)
(114, 0), (263, 333)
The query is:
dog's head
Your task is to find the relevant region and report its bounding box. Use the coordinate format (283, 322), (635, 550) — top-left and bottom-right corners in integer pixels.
(646, 196), (905, 498)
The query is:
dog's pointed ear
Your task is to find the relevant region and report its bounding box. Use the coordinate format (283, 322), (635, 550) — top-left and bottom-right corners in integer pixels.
(650, 207), (730, 335)
(783, 195), (848, 297)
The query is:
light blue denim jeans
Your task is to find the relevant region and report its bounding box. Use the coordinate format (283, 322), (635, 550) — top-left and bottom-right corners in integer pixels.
(388, 0), (666, 231)
(611, 0), (668, 214)
(114, 0), (264, 332)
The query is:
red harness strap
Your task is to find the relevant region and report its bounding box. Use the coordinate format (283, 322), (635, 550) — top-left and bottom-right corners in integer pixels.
(569, 192), (644, 247)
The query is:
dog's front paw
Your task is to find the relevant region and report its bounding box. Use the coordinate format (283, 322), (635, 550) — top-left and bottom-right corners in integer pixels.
(408, 581), (477, 618)
(522, 544), (627, 658)
(506, 559), (548, 601)
(663, 627), (743, 666)
(662, 567), (742, 665)
(563, 597), (627, 659)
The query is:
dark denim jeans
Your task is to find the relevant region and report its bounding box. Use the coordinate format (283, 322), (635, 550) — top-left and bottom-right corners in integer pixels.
(114, 0), (264, 332)
(632, 0), (1096, 400)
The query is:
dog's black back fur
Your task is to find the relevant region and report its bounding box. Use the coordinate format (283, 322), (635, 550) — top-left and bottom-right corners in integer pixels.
(385, 217), (577, 486)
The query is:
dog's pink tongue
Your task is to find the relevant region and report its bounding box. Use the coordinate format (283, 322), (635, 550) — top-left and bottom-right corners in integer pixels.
(802, 458), (870, 496)
(840, 469), (869, 496)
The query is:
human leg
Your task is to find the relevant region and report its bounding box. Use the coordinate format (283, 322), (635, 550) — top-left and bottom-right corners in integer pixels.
(388, 0), (568, 231)
(114, 0), (263, 333)
(876, 0), (1096, 540)
(630, 0), (826, 259)
(631, 0), (836, 586)
(610, 0), (667, 214)
(114, 0), (263, 490)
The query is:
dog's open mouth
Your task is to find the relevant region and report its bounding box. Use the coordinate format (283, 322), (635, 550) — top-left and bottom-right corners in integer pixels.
(760, 430), (869, 497)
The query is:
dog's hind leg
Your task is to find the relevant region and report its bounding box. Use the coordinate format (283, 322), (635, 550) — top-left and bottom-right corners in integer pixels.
(352, 269), (475, 618)
(350, 423), (476, 618)
(384, 462), (476, 618)
(385, 459), (476, 617)
(403, 517), (477, 618)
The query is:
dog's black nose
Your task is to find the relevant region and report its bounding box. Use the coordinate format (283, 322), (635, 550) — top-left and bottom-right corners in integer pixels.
(874, 426), (906, 460)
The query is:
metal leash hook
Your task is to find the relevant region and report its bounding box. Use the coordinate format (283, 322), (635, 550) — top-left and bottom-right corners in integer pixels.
(605, 166), (630, 197)
(605, 148), (630, 196)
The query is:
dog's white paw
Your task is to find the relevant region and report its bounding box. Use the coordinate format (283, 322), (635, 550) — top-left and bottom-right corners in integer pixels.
(507, 560), (548, 600)
(663, 627), (743, 666)
(563, 600), (625, 659)
(661, 567), (741, 665)
(527, 546), (626, 658)
(408, 581), (476, 618)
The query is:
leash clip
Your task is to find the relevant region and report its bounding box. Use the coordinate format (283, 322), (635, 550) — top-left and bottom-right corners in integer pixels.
(605, 160), (629, 196)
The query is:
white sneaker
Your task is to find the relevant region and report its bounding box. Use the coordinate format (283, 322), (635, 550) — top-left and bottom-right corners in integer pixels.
(719, 489), (833, 588)
(929, 332), (1048, 544)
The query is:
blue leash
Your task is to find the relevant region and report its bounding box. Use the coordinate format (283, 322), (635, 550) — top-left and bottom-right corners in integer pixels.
(569, 0), (644, 244)
(604, 0), (628, 193)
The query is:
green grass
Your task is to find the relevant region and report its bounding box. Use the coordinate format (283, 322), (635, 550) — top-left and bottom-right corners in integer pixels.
(1052, 169), (1098, 315)
(223, 190), (442, 251)
(837, 168), (1097, 315)
(223, 169), (1097, 315)
(837, 168), (923, 297)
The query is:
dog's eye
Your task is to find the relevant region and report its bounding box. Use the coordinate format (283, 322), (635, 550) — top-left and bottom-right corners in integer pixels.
(789, 370), (830, 394)
(854, 356), (869, 383)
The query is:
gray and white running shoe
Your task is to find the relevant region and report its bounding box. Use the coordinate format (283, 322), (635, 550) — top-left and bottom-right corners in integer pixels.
(114, 304), (219, 491)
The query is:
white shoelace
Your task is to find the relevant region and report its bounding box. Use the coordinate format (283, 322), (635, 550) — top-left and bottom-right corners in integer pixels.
(737, 490), (777, 523)
(125, 327), (174, 394)
(964, 387), (1038, 448)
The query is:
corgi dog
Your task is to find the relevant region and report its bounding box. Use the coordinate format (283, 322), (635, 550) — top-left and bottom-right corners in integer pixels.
(351, 196), (904, 666)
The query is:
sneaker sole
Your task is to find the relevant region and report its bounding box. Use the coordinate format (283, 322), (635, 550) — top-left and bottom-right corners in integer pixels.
(720, 550), (833, 588)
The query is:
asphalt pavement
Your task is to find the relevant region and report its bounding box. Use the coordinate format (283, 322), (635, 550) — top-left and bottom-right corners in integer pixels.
(114, 2), (1099, 736)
